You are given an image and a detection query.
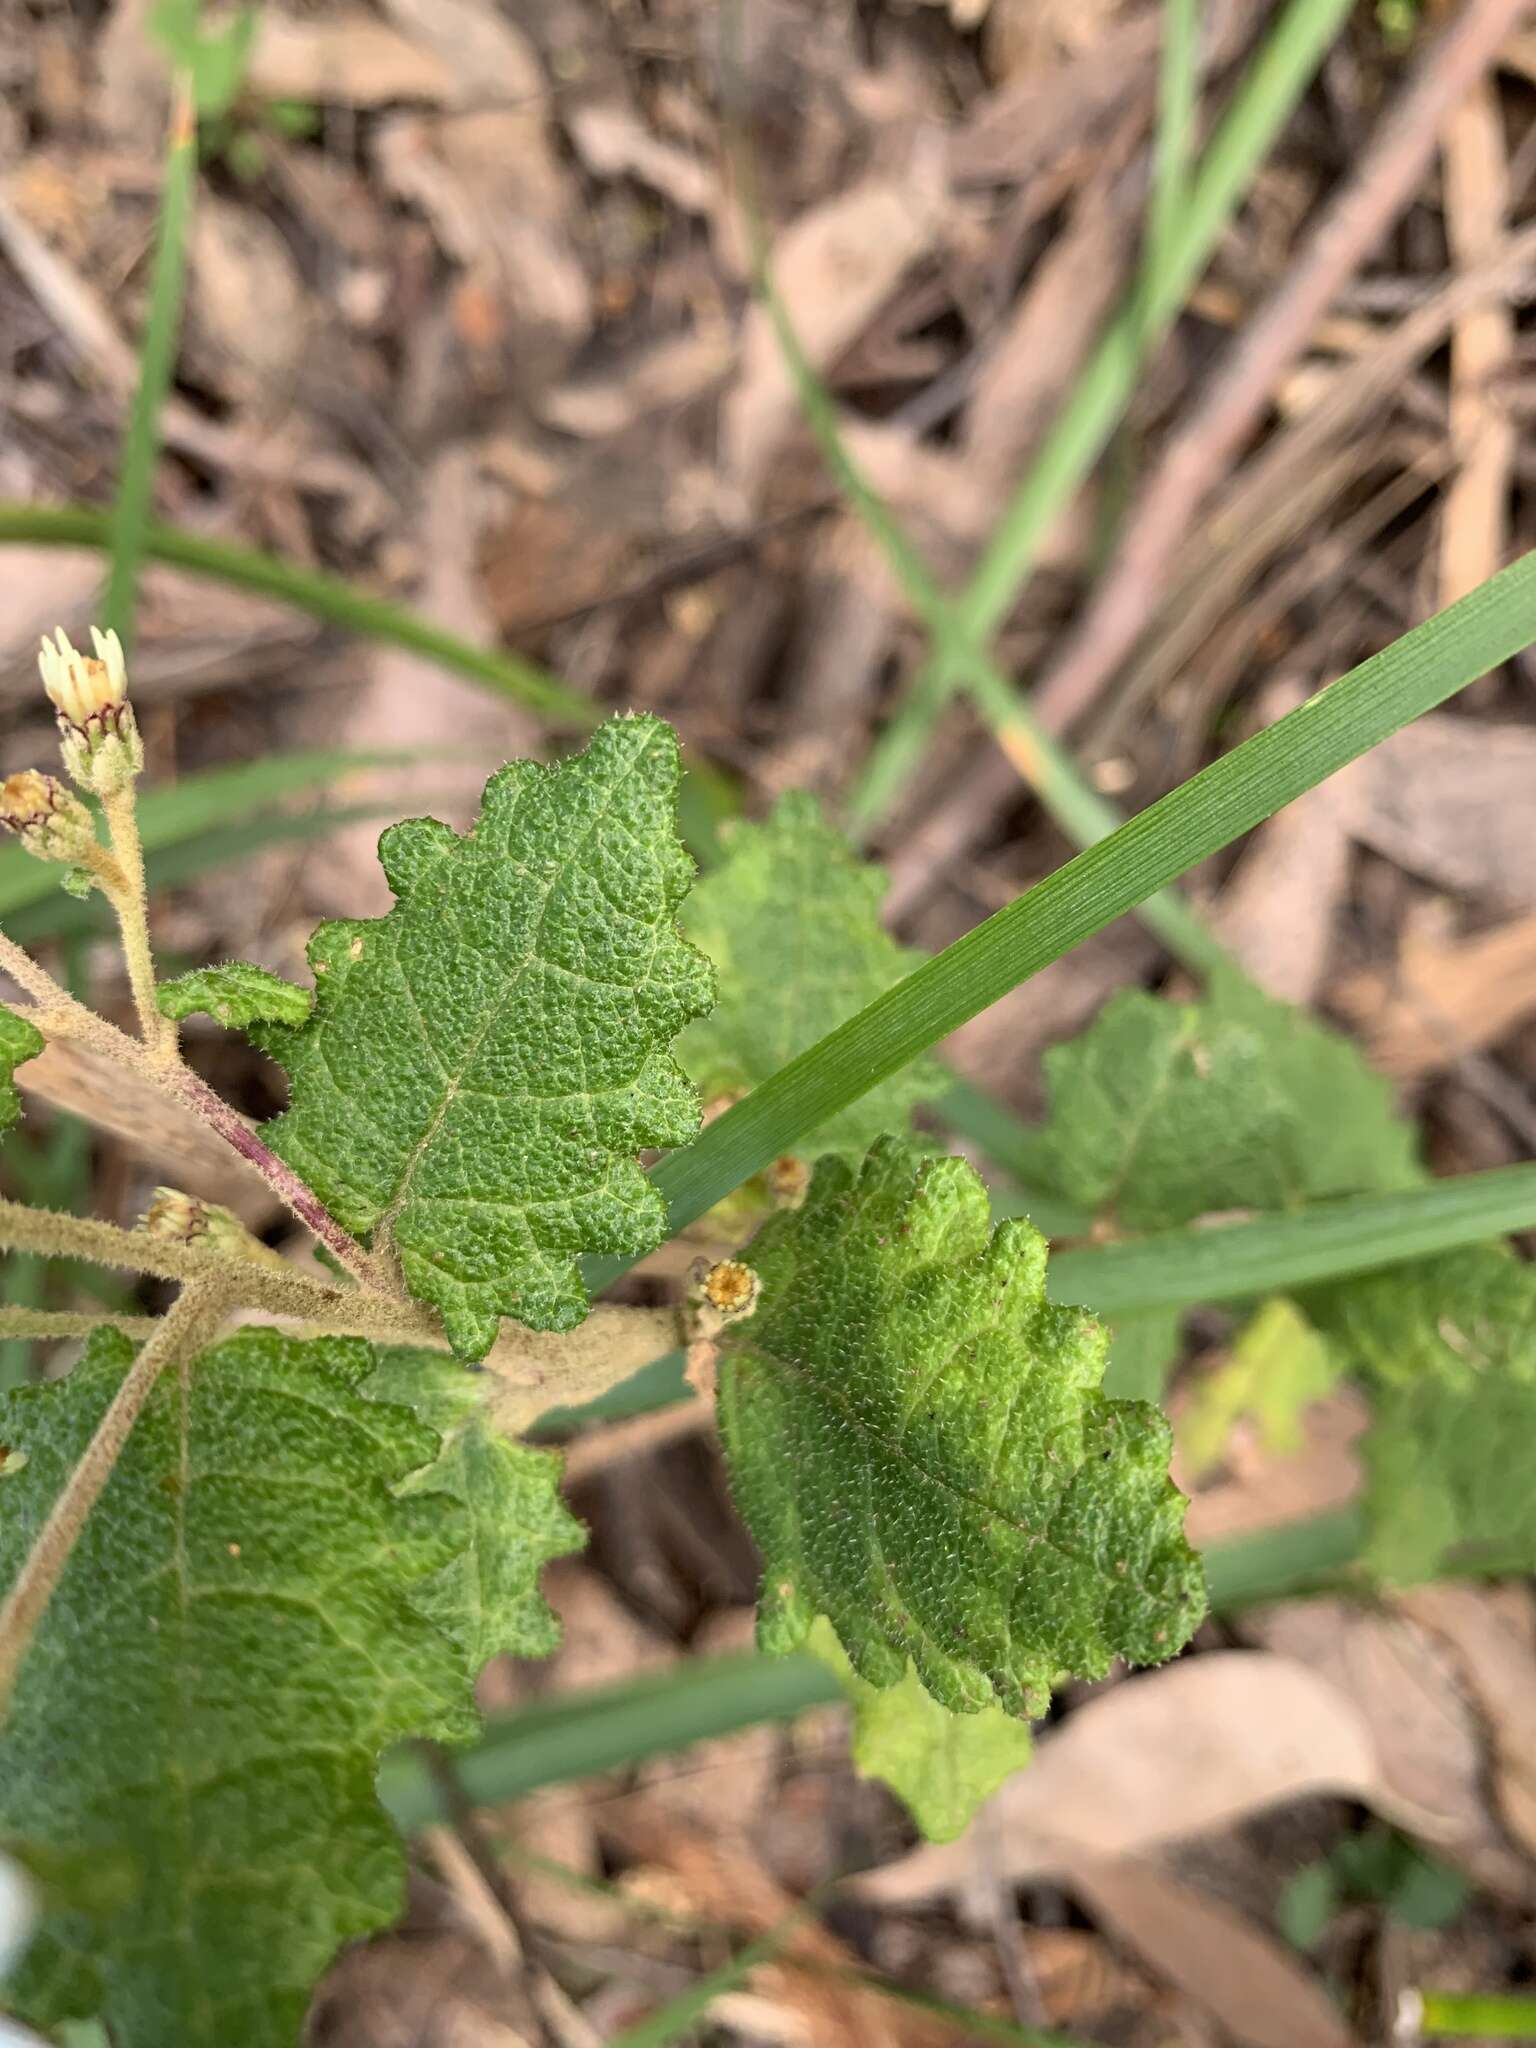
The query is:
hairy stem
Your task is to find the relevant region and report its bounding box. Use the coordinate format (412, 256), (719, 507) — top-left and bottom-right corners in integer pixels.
(163, 1065), (387, 1288)
(100, 785), (178, 1062)
(483, 1305), (681, 1435)
(4, 928), (380, 1284)
(0, 1196), (353, 1319)
(0, 930), (80, 1019)
(0, 1305), (160, 1341)
(0, 1198), (679, 1401)
(0, 1277), (232, 1712)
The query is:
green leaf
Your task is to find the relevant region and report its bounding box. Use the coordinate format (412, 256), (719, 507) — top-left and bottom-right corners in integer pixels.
(1304, 1245), (1536, 1388)
(805, 1619), (1032, 1842)
(0, 1326), (476, 2048)
(1181, 1297), (1341, 1478)
(716, 1138), (1204, 1718)
(1016, 972), (1418, 1230)
(255, 716), (715, 1358)
(157, 960), (313, 1030)
(1309, 1249), (1536, 1583)
(0, 1006), (44, 1135)
(366, 1349), (584, 1668)
(677, 793), (941, 1159)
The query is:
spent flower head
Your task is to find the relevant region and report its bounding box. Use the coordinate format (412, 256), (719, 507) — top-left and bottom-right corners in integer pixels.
(0, 770), (98, 867)
(140, 1187), (280, 1267)
(37, 627), (142, 794)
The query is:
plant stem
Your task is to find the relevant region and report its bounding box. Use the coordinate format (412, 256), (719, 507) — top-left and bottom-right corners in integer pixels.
(0, 930), (82, 1019)
(0, 1276), (232, 1713)
(0, 1306), (161, 1342)
(99, 786), (177, 1062)
(0, 1195), (346, 1312)
(163, 1064), (385, 1288)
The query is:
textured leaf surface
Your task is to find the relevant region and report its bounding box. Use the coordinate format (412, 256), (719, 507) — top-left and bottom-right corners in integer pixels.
(367, 1350), (584, 1667)
(0, 1005), (43, 1134)
(0, 1327), (475, 2048)
(1182, 1298), (1341, 1478)
(806, 1619), (1032, 1841)
(157, 961), (312, 1029)
(1017, 971), (1419, 1230)
(1307, 1249), (1536, 1583)
(716, 1139), (1204, 1718)
(254, 716), (714, 1357)
(677, 794), (941, 1159)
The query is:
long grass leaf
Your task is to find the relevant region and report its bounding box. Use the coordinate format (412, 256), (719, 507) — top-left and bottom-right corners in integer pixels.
(103, 77), (198, 647)
(0, 503), (595, 727)
(585, 554), (1536, 1279)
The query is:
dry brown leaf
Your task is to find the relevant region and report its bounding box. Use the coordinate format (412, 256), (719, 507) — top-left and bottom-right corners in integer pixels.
(567, 102), (714, 216)
(722, 159), (947, 501)
(247, 9), (457, 105)
(1439, 74), (1516, 608)
(1353, 717), (1536, 911)
(188, 197), (309, 402)
(1397, 1582), (1536, 1861)
(1175, 1386), (1367, 1550)
(605, 1818), (952, 2048)
(1068, 1860), (1356, 2048)
(16, 1037), (277, 1227)
(853, 1653), (1381, 1910)
(1212, 679), (1370, 1004)
(1244, 1600), (1536, 1903)
(312, 444), (540, 920)
(1334, 912), (1536, 1079)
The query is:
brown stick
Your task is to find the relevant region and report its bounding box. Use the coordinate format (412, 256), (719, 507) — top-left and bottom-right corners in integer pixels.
(1031, 0), (1533, 737)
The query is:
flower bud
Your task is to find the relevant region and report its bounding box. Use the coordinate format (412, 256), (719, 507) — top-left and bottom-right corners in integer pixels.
(37, 627), (142, 794)
(0, 770), (98, 867)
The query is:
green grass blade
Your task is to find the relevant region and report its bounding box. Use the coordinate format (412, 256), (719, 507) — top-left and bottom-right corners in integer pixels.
(0, 503), (595, 728)
(851, 0), (1352, 826)
(103, 77), (198, 648)
(1048, 1163), (1536, 1315)
(585, 555), (1536, 1278)
(607, 1919), (808, 2048)
(377, 1652), (842, 1834)
(1139, 0), (1202, 338)
(1416, 1991), (1536, 2039)
(959, 0), (1351, 645)
(1202, 1507), (1364, 1611)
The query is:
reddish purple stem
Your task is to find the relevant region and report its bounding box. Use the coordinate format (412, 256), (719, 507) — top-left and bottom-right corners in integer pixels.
(172, 1068), (376, 1283)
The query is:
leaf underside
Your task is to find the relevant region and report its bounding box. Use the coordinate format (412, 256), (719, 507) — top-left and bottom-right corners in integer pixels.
(717, 1138), (1205, 1720)
(0, 1004), (44, 1135)
(0, 1328), (479, 2048)
(366, 1349), (585, 1667)
(676, 792), (941, 1160)
(806, 1619), (1032, 1842)
(253, 716), (715, 1358)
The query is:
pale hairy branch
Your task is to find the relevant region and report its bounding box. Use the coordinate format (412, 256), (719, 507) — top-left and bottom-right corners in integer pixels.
(99, 785), (179, 1064)
(0, 1305), (161, 1342)
(482, 1304), (681, 1436)
(0, 1196), (683, 1425)
(0, 1277), (232, 1712)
